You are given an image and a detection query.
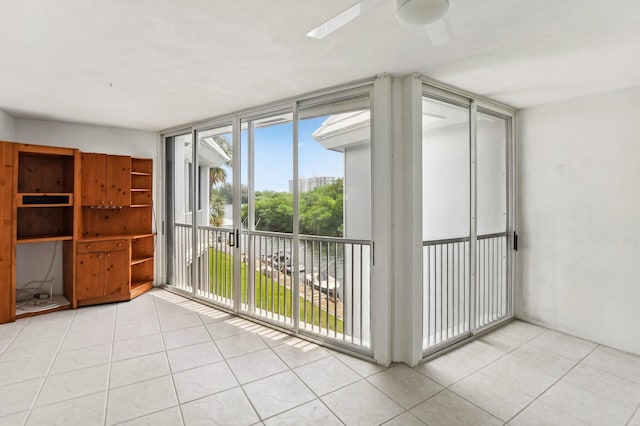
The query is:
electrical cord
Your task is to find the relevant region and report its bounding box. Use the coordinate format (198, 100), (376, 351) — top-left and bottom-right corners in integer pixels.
(16, 242), (60, 311)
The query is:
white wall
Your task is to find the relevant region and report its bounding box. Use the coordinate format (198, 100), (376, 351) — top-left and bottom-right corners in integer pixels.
(13, 118), (159, 293)
(15, 119), (156, 157)
(517, 87), (640, 355)
(0, 109), (16, 141)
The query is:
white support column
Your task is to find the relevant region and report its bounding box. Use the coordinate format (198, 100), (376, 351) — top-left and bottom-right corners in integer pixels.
(391, 74), (424, 366)
(370, 74), (393, 366)
(371, 74), (394, 365)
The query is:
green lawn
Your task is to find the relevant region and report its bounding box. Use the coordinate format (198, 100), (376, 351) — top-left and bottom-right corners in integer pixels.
(209, 249), (343, 333)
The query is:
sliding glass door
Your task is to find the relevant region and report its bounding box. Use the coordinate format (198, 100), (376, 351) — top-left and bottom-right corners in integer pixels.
(166, 89), (374, 353)
(421, 94), (472, 350)
(422, 88), (513, 355)
(165, 124), (236, 308)
(476, 109), (510, 328)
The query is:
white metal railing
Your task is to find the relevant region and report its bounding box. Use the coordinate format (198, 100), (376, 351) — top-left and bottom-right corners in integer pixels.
(170, 224), (372, 351)
(422, 232), (508, 351)
(475, 232), (509, 328)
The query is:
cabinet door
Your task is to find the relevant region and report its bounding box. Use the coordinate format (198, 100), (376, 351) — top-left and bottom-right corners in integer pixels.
(104, 250), (129, 297)
(76, 252), (105, 300)
(106, 155), (131, 207)
(81, 153), (107, 206)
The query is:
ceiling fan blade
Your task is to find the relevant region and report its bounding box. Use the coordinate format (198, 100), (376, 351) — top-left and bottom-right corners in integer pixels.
(425, 15), (454, 46)
(306, 0), (386, 39)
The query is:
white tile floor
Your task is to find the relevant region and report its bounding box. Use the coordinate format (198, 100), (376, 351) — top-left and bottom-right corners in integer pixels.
(0, 289), (639, 425)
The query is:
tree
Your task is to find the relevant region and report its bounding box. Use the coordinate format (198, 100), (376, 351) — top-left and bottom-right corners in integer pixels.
(209, 193), (226, 227)
(208, 135), (232, 226)
(240, 180), (344, 237)
(299, 179), (343, 237)
(209, 135), (232, 190)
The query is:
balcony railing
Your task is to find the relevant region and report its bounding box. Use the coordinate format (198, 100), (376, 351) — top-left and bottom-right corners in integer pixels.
(422, 232), (509, 351)
(170, 224), (372, 351)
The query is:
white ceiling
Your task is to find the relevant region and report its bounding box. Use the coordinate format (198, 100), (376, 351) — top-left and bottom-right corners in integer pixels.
(1, 0), (639, 131)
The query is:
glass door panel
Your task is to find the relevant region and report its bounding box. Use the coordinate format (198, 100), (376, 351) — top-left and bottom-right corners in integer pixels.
(166, 133), (194, 293)
(194, 125), (234, 307)
(242, 113), (295, 327)
(476, 110), (510, 327)
(422, 96), (471, 350)
(298, 106), (372, 347)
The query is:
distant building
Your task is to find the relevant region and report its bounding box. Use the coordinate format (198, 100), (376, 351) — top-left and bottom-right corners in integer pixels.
(289, 176), (338, 193)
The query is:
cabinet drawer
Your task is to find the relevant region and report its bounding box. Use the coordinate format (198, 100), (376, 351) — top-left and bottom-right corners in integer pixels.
(77, 239), (128, 254)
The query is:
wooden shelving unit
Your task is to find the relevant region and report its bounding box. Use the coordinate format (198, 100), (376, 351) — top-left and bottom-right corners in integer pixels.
(129, 159), (154, 298)
(76, 155), (154, 307)
(0, 143), (154, 323)
(12, 144), (79, 319)
(131, 158), (153, 207)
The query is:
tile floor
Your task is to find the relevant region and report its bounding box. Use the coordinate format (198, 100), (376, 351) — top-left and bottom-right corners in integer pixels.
(0, 289), (639, 425)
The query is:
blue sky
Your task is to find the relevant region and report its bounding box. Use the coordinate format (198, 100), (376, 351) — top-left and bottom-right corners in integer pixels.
(238, 116), (344, 192)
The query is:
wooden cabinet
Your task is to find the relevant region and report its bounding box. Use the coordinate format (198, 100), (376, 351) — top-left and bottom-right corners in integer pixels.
(15, 146), (78, 242)
(81, 153), (131, 207)
(0, 141), (153, 323)
(76, 239), (129, 305)
(76, 155), (154, 307)
(0, 142), (15, 324)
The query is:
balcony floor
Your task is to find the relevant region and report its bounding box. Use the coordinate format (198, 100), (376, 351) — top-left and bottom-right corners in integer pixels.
(0, 289), (638, 425)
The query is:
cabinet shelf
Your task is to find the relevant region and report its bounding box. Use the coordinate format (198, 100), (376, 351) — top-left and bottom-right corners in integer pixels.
(131, 256), (154, 266)
(16, 235), (73, 244)
(132, 233), (154, 239)
(16, 295), (72, 319)
(131, 280), (153, 288)
(130, 281), (154, 299)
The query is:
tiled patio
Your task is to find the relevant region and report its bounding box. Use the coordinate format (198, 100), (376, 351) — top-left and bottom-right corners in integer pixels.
(0, 289), (638, 425)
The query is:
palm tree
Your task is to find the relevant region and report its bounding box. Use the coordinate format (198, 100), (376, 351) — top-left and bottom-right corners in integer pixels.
(209, 193), (226, 227)
(208, 135), (232, 226)
(209, 135), (232, 189)
(209, 166), (227, 189)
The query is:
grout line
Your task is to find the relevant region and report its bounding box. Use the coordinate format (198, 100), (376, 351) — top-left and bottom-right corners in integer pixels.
(578, 355), (640, 387)
(504, 343), (601, 424)
(150, 292), (185, 426)
(199, 303), (265, 424)
(383, 410), (427, 425)
(266, 337), (349, 419)
(267, 349), (347, 425)
(444, 325), (549, 388)
(411, 326), (552, 423)
(24, 310), (76, 425)
(102, 303), (118, 426)
(0, 317), (31, 357)
(626, 404), (640, 426)
(157, 288), (384, 424)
